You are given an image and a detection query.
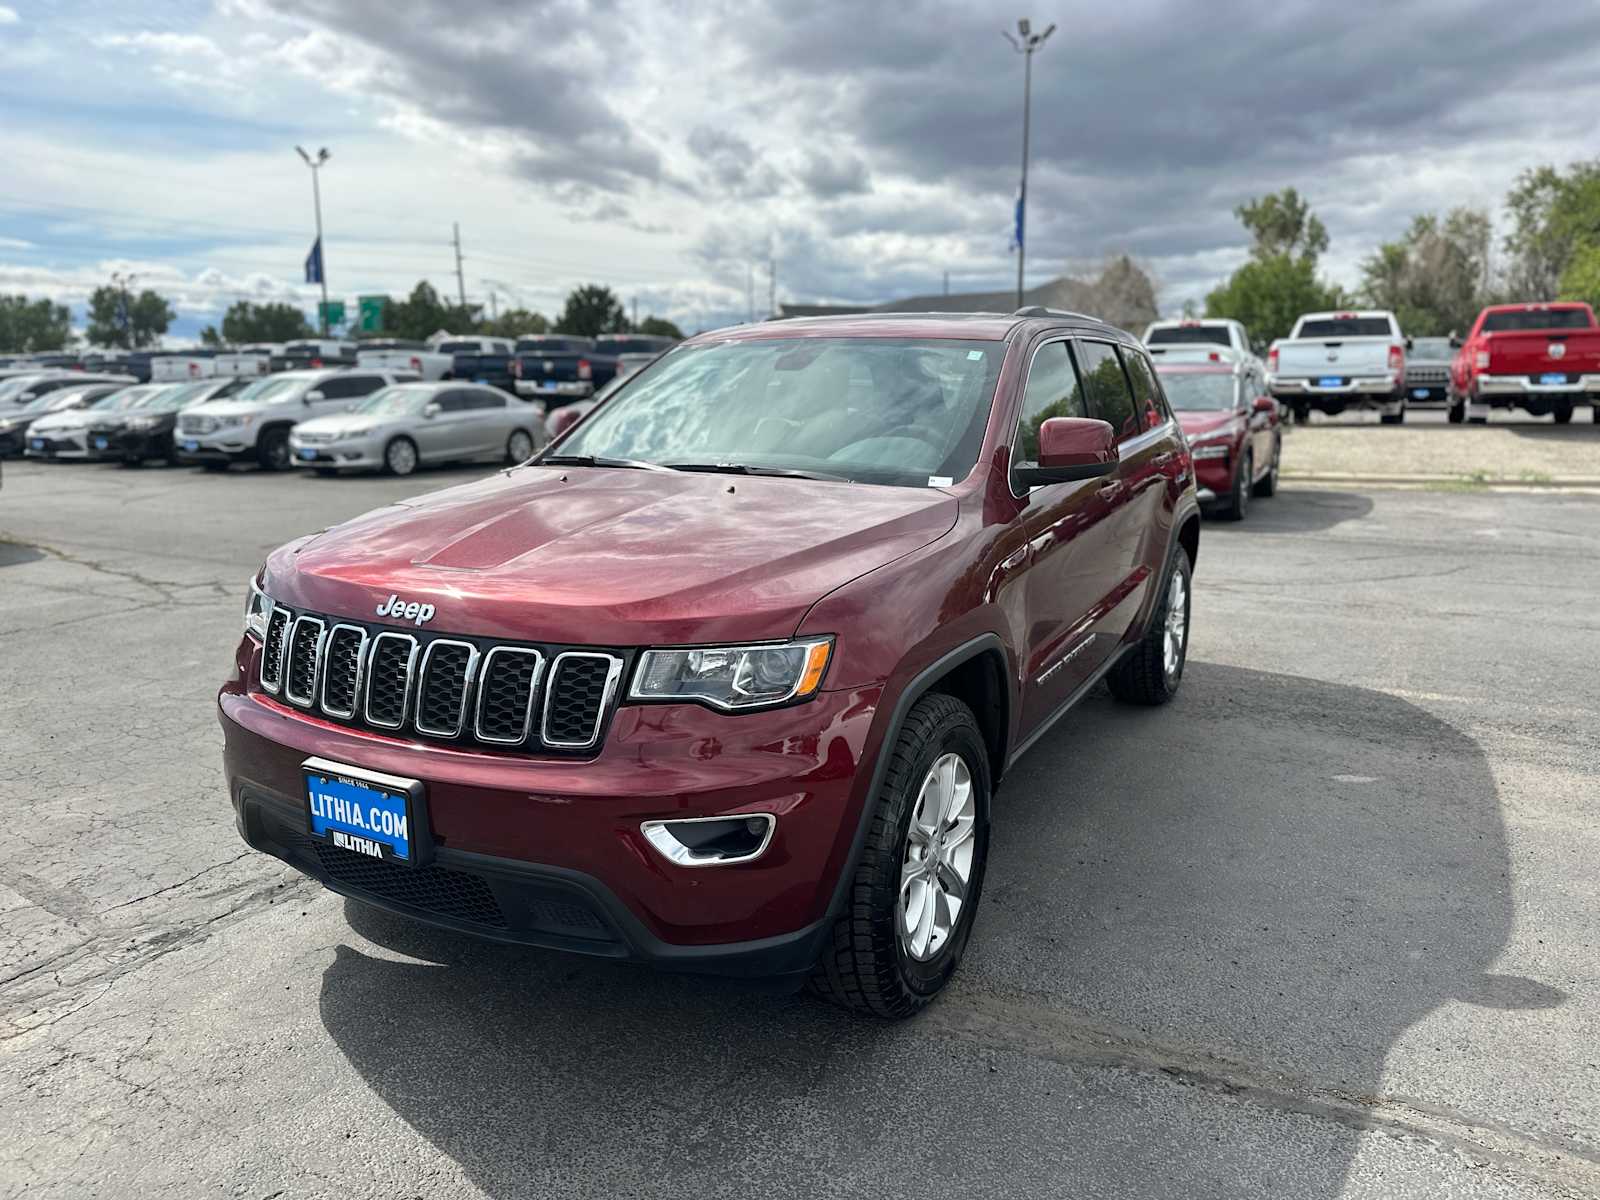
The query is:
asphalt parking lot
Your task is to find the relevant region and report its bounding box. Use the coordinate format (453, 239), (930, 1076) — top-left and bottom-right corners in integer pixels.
(3, 459), (1598, 1198)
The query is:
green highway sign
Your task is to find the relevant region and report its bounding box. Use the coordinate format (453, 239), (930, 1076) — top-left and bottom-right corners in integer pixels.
(318, 299), (346, 327)
(358, 294), (386, 333)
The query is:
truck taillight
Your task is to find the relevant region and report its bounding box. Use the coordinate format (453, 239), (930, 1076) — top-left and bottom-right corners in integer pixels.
(310, 358), (323, 368)
(409, 356), (421, 372)
(511, 359), (522, 377)
(1387, 345), (1404, 371)
(1475, 350), (1489, 369)
(1266, 347), (1279, 372)
(578, 358), (592, 381)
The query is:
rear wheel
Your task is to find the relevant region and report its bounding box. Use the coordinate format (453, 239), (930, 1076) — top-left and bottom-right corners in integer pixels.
(383, 436), (418, 477)
(256, 429), (290, 471)
(1221, 450), (1251, 521)
(1107, 550), (1191, 706)
(505, 428), (534, 464)
(1293, 403), (1311, 425)
(810, 693), (990, 1019)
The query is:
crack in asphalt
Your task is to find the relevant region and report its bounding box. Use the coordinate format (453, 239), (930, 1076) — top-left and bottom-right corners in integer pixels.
(98, 853), (254, 913)
(928, 990), (1600, 1195)
(0, 533), (234, 602)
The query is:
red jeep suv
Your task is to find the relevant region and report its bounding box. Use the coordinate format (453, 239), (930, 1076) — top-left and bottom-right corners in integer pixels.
(222, 309), (1201, 1017)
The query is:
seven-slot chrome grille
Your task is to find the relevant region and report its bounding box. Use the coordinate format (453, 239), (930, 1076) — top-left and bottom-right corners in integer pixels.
(1405, 365), (1449, 386)
(257, 602), (625, 754)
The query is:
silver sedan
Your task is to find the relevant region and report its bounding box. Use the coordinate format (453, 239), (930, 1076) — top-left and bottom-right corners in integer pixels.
(288, 382), (548, 476)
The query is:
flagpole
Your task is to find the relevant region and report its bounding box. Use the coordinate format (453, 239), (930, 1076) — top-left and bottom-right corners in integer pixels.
(297, 146), (331, 334)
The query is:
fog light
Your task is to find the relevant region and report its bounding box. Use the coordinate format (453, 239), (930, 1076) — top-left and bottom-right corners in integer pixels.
(641, 814), (775, 867)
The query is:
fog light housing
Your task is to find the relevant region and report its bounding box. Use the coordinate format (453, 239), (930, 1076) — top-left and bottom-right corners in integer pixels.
(641, 814), (776, 867)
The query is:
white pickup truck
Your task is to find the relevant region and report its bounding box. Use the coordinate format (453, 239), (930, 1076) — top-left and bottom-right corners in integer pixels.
(355, 340), (455, 381)
(1144, 317), (1259, 367)
(1267, 310), (1409, 424)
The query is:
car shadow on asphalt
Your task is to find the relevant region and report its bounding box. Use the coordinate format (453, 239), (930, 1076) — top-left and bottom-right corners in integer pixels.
(315, 663), (1559, 1197)
(1208, 488), (1375, 536)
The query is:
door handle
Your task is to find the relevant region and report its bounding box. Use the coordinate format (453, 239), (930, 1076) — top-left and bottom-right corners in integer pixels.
(1097, 480), (1122, 499)
(1153, 452), (1175, 466)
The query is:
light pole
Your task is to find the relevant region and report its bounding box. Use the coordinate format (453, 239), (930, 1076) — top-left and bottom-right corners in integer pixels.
(296, 145), (331, 333)
(1004, 19), (1055, 309)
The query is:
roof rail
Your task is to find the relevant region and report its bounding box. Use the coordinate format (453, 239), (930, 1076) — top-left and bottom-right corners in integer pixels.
(1012, 306), (1104, 322)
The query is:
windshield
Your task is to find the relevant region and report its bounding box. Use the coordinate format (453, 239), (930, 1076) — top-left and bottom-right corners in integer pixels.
(88, 387), (161, 411)
(0, 376), (46, 402)
(556, 336), (1004, 487)
(1481, 308), (1594, 332)
(351, 386), (432, 415)
(1148, 326), (1231, 347)
(1297, 317), (1393, 338)
(1156, 371), (1239, 411)
(158, 381), (221, 408)
(233, 376), (307, 404)
(26, 389), (99, 413)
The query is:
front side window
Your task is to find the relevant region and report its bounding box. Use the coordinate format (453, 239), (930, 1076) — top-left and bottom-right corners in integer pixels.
(1076, 340), (1139, 440)
(1013, 341), (1086, 469)
(557, 336), (1004, 487)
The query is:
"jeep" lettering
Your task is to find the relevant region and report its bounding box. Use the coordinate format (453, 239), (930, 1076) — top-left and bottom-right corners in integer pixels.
(375, 593), (436, 626)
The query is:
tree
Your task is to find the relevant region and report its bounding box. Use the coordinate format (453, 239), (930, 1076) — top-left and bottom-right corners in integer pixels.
(1235, 188), (1329, 261)
(0, 294), (72, 352)
(200, 300), (314, 346)
(555, 284), (628, 337)
(480, 308), (549, 339)
(1558, 244), (1600, 311)
(1502, 160), (1600, 299)
(1206, 254), (1344, 351)
(634, 315), (684, 339)
(382, 281), (480, 342)
(1358, 208), (1491, 336)
(85, 282), (174, 349)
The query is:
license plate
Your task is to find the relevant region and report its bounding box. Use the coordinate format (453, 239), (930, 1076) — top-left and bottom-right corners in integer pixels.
(1411, 388), (1430, 399)
(94, 437), (110, 450)
(298, 448), (317, 460)
(303, 758), (422, 865)
(1539, 373), (1567, 385)
(1317, 376), (1343, 387)
(541, 382), (559, 391)
(29, 438), (44, 450)
(179, 439), (199, 452)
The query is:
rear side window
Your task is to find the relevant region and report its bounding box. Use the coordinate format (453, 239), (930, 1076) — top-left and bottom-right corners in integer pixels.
(1120, 348), (1165, 430)
(434, 390), (471, 413)
(1076, 341), (1139, 440)
(1297, 317), (1393, 338)
(318, 375), (385, 399)
(1480, 309), (1593, 332)
(1148, 326), (1230, 347)
(467, 389), (506, 410)
(1013, 341), (1087, 467)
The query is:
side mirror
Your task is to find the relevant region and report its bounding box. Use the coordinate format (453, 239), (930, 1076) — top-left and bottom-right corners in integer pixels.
(1449, 336), (1462, 349)
(422, 402), (440, 419)
(1405, 337), (1414, 351)
(304, 390), (325, 403)
(1014, 417), (1118, 486)
(1252, 395), (1277, 414)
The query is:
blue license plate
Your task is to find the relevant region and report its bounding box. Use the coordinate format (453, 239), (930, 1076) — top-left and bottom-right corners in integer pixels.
(179, 440), (199, 452)
(1540, 373), (1567, 385)
(29, 438), (44, 450)
(304, 762), (417, 864)
(1317, 376), (1343, 387)
(94, 437), (110, 449)
(541, 381), (559, 391)
(298, 448), (317, 460)
(1411, 388), (1430, 399)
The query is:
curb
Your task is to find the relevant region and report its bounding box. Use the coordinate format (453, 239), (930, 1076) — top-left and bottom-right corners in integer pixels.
(1282, 472), (1600, 492)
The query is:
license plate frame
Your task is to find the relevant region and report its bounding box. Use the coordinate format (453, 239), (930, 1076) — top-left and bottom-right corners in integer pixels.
(1317, 375), (1343, 388)
(301, 757), (431, 868)
(179, 439), (199, 452)
(1411, 388), (1430, 399)
(93, 437), (110, 450)
(1539, 372), (1568, 385)
(29, 437), (45, 451)
(298, 447), (318, 461)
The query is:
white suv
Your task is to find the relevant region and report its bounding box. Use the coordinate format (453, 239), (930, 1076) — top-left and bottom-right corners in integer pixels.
(174, 369), (415, 471)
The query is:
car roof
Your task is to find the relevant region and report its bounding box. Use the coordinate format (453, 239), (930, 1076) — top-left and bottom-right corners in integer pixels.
(697, 311), (1136, 345)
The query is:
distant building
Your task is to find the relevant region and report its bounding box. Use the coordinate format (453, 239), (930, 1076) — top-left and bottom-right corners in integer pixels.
(777, 256), (1159, 335)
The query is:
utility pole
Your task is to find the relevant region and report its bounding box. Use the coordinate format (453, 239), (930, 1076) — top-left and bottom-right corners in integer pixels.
(110, 271), (136, 348)
(1004, 19), (1055, 309)
(295, 146), (331, 333)
(452, 222), (467, 309)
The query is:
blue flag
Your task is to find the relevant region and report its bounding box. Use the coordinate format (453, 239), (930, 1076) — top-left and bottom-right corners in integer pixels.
(1012, 188), (1024, 252)
(304, 237), (323, 284)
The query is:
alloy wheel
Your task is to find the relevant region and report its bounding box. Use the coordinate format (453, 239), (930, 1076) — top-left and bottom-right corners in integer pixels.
(507, 430), (533, 462)
(386, 439), (417, 476)
(1162, 568), (1189, 682)
(898, 752), (977, 962)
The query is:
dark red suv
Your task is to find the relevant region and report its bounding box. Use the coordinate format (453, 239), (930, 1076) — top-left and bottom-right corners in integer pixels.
(222, 310), (1201, 1017)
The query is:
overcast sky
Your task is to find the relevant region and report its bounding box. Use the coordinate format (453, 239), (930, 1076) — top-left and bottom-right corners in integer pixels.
(3, 0), (1600, 341)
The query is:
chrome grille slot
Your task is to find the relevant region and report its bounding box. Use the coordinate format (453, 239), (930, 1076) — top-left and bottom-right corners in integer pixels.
(474, 648), (544, 745)
(282, 616), (327, 707)
(260, 608), (291, 694)
(542, 652), (623, 749)
(319, 624), (368, 719)
(364, 633), (419, 730)
(415, 640), (480, 738)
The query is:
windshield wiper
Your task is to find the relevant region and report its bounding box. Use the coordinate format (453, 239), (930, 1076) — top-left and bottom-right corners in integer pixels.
(538, 453), (675, 473)
(662, 461), (850, 483)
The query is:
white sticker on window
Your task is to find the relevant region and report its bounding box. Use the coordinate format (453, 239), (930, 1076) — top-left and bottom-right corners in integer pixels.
(967, 350), (984, 361)
(928, 475), (953, 487)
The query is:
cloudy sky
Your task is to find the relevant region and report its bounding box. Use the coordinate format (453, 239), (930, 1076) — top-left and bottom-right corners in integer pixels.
(3, 0), (1600, 341)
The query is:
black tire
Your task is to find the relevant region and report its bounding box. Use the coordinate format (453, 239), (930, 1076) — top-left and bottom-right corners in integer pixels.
(810, 693), (991, 1019)
(1252, 438), (1279, 498)
(256, 428), (291, 471)
(1293, 403), (1311, 425)
(1553, 404), (1573, 425)
(1447, 403), (1465, 425)
(1380, 407), (1406, 425)
(1221, 450), (1251, 521)
(505, 427), (535, 464)
(1107, 549), (1192, 707)
(383, 436), (418, 477)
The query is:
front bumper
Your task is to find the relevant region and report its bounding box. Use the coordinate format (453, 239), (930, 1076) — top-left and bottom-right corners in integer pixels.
(87, 427), (172, 461)
(1188, 448), (1235, 495)
(219, 636), (884, 975)
(1269, 374), (1401, 412)
(289, 433), (384, 470)
(23, 432), (90, 459)
(175, 434), (257, 464)
(515, 379), (593, 399)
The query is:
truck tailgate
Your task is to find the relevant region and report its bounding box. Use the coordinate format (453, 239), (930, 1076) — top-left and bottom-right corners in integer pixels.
(1485, 330), (1600, 378)
(1276, 338), (1393, 378)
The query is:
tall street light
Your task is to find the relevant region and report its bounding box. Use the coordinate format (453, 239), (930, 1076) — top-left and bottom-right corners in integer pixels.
(1004, 19), (1055, 309)
(296, 145), (331, 333)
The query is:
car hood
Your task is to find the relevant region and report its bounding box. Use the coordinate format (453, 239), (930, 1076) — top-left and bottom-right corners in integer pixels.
(30, 411), (96, 433)
(293, 414), (387, 437)
(192, 399), (301, 420)
(267, 466), (959, 646)
(1176, 411), (1242, 438)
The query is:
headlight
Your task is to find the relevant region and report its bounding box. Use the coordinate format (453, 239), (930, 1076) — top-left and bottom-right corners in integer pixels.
(125, 416), (161, 431)
(214, 414), (254, 430)
(244, 575), (271, 640)
(630, 637), (833, 711)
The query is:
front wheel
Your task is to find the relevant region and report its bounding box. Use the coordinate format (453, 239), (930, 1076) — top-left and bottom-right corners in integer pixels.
(1221, 450), (1251, 521)
(256, 429), (290, 472)
(811, 693), (991, 1018)
(383, 436), (418, 477)
(1107, 550), (1192, 706)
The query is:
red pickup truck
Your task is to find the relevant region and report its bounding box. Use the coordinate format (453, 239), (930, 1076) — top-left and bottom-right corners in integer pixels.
(1450, 303), (1600, 424)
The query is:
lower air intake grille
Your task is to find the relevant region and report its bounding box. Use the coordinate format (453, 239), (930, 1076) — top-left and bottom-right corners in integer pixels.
(301, 834), (508, 928)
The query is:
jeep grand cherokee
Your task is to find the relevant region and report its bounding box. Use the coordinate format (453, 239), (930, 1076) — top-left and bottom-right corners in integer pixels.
(221, 310), (1201, 1017)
